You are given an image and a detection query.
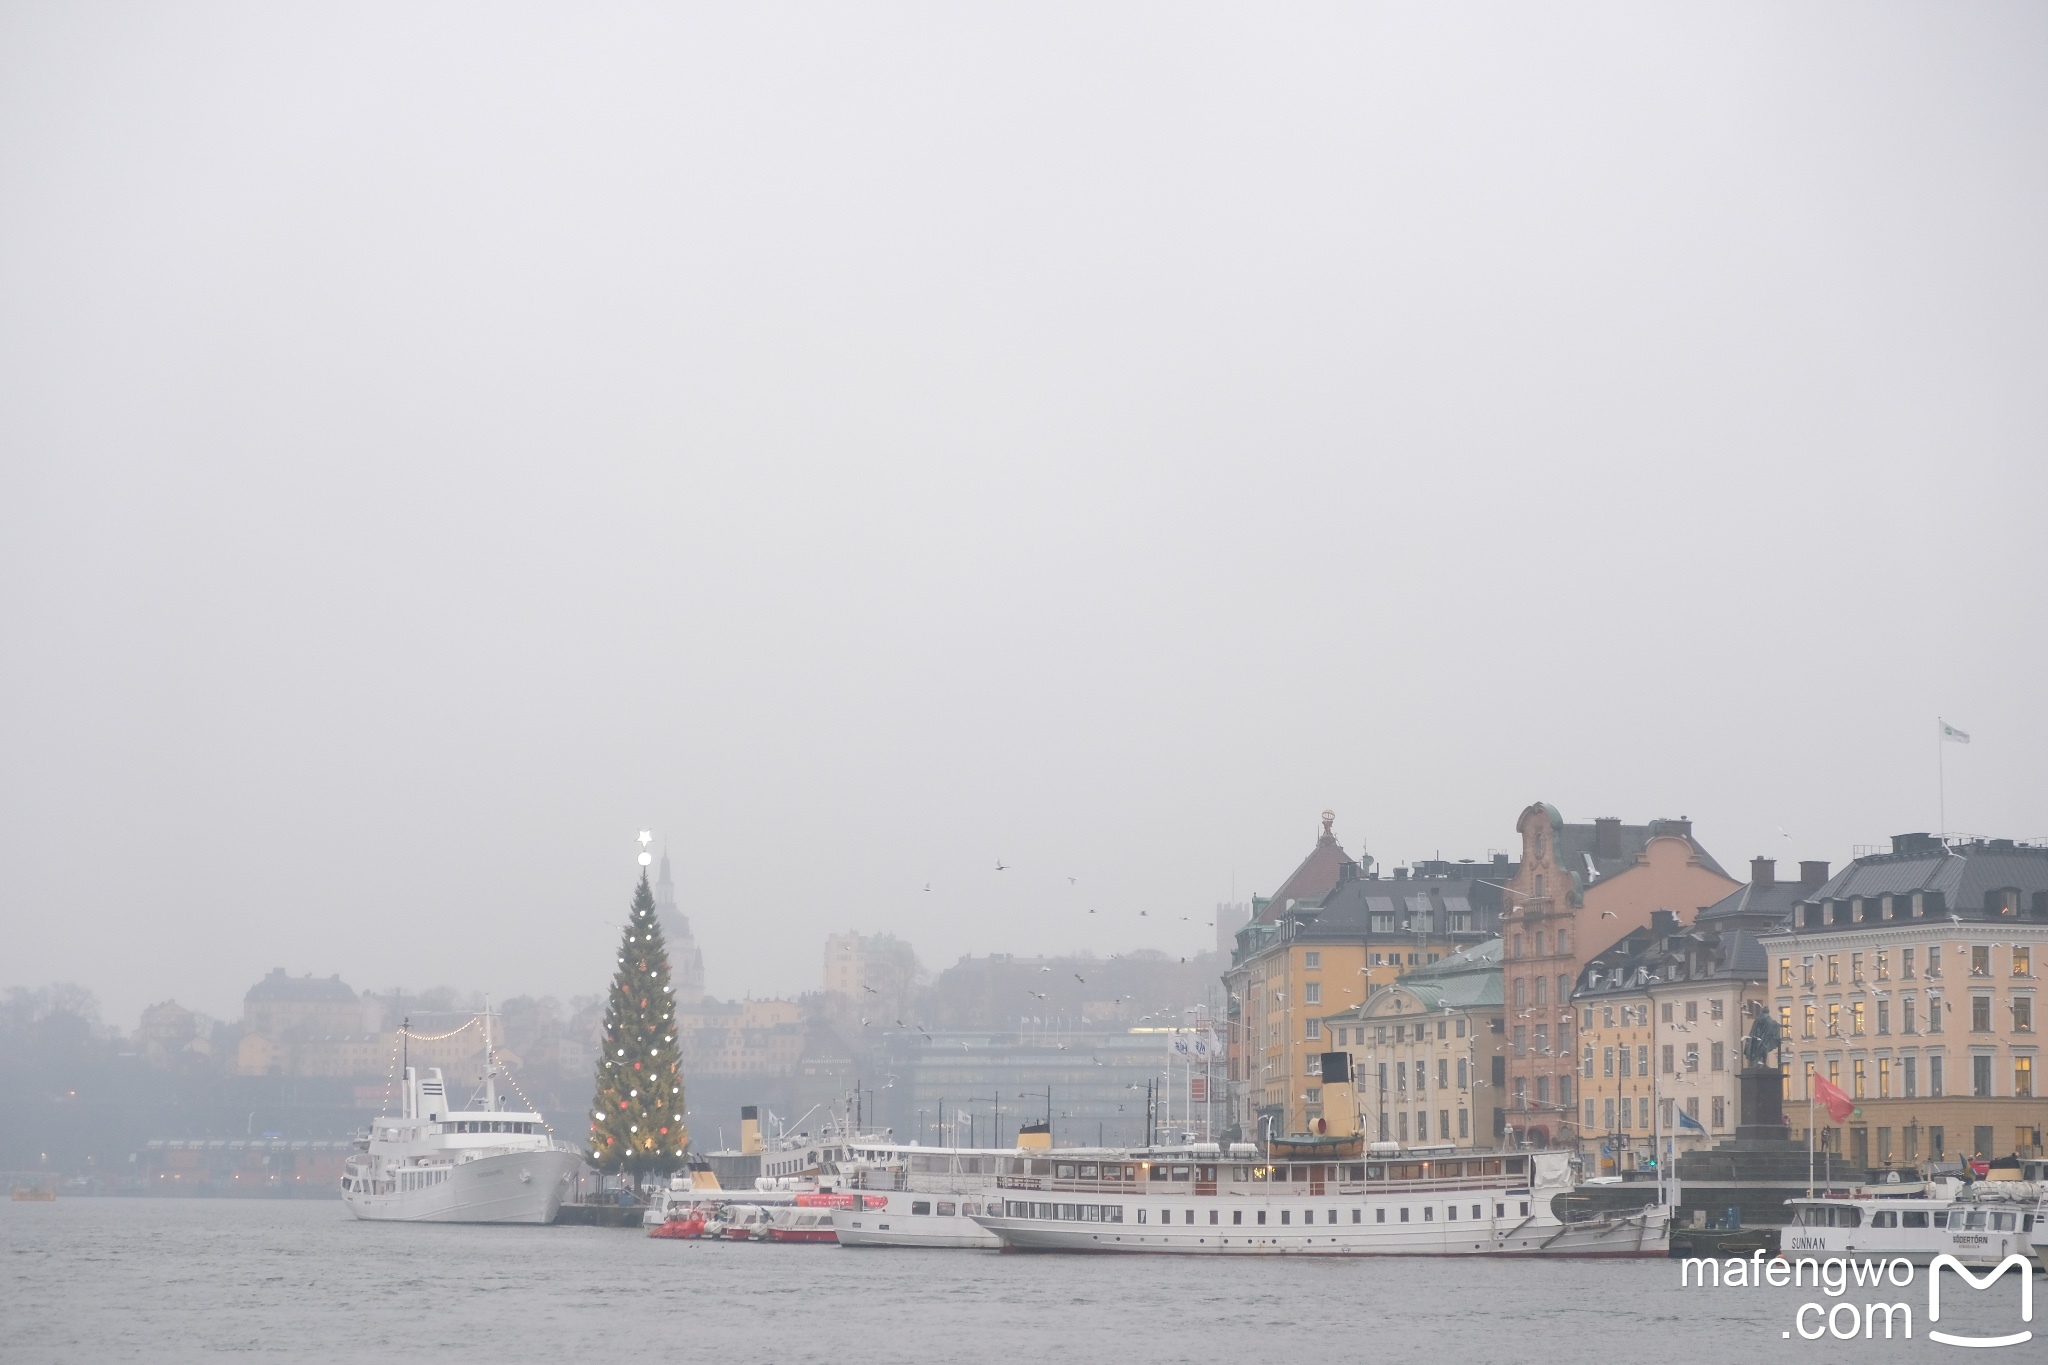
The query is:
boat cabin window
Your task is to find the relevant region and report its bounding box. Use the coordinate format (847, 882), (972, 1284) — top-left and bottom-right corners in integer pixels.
(1172, 1166), (1191, 1181)
(1056, 1165), (1077, 1179)
(1149, 1165), (1167, 1182)
(911, 1201), (931, 1215)
(1901, 1211), (1929, 1228)
(1503, 1157), (1526, 1176)
(1232, 1166), (1250, 1182)
(935, 1202), (956, 1217)
(1341, 1164), (1365, 1180)
(1078, 1164), (1098, 1179)
(1870, 1211), (1898, 1227)
(1795, 1206), (1861, 1227)
(1365, 1164), (1383, 1180)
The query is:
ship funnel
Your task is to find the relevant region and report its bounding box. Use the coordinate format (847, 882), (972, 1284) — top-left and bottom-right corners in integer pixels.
(740, 1106), (763, 1155)
(1316, 1051), (1359, 1139)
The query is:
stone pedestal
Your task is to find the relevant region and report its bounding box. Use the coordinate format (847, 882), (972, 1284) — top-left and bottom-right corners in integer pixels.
(1736, 1065), (1786, 1141)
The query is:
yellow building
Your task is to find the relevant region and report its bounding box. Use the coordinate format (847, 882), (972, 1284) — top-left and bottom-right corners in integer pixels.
(676, 997), (806, 1079)
(1771, 835), (2048, 1165)
(1572, 890), (1778, 1169)
(1319, 940), (1505, 1149)
(1225, 815), (1507, 1140)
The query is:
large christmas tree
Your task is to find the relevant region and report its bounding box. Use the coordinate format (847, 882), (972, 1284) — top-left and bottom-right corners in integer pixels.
(587, 872), (687, 1176)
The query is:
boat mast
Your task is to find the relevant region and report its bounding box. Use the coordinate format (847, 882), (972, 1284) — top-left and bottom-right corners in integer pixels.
(482, 995), (499, 1113)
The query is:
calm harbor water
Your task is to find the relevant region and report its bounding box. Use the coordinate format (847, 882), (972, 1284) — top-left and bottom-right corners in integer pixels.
(1, 1198), (2030, 1363)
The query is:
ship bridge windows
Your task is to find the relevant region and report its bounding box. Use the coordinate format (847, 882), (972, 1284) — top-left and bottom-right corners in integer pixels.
(1792, 1206), (1862, 1228)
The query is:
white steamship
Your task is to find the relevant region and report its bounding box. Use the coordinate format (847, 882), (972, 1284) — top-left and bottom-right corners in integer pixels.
(341, 1039), (586, 1224)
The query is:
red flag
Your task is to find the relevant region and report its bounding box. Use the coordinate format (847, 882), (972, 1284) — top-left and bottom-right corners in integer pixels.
(1811, 1073), (1856, 1124)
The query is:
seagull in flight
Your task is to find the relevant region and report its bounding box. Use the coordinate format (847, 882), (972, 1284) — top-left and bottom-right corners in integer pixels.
(1029, 990), (1047, 1000)
(1088, 908), (1097, 914)
(1068, 876), (1077, 885)
(1040, 966), (1052, 972)
(862, 985), (878, 993)
(924, 883), (931, 892)
(1074, 974), (1086, 984)
(1139, 910), (1148, 917)
(996, 860), (1008, 872)
(1600, 910), (1617, 919)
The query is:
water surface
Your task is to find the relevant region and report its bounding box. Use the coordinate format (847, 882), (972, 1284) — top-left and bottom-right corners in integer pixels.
(1, 1199), (2027, 1363)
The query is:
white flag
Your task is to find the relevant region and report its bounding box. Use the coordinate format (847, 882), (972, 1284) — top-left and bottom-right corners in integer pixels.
(1940, 721), (1970, 744)
(957, 1110), (972, 1126)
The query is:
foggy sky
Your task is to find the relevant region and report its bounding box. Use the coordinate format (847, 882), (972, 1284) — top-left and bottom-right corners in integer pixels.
(3, 4), (2044, 1028)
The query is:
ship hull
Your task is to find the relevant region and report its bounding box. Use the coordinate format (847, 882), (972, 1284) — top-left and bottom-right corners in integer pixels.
(974, 1203), (1669, 1257)
(827, 1195), (995, 1252)
(343, 1149), (584, 1224)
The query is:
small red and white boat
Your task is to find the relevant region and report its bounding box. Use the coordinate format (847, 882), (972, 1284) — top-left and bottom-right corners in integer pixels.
(762, 1207), (839, 1243)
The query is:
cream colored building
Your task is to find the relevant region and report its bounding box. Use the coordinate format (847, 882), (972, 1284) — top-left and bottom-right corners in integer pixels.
(1771, 835), (2048, 1164)
(823, 930), (919, 1022)
(1318, 941), (1505, 1149)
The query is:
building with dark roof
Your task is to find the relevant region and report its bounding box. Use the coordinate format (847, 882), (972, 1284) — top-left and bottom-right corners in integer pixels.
(1767, 834), (2048, 1166)
(1497, 804), (1740, 1149)
(1570, 899), (1777, 1170)
(242, 968), (360, 1042)
(1224, 812), (1514, 1141)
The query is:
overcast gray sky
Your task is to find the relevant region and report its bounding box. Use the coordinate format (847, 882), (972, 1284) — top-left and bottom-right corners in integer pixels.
(3, 3), (2043, 1027)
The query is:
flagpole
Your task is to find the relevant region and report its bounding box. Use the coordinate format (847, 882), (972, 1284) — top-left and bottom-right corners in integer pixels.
(1938, 716), (1946, 838)
(1807, 1085), (1815, 1199)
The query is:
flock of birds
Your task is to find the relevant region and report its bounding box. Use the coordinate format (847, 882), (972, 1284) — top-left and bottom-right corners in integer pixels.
(850, 860), (1219, 1039)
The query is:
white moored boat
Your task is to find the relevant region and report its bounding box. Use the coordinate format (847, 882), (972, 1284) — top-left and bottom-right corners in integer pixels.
(1780, 1165), (2047, 1269)
(972, 1146), (1669, 1256)
(833, 1143), (1017, 1249)
(341, 1043), (586, 1224)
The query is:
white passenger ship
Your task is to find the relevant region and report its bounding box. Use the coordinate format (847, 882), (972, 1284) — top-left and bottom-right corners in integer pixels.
(341, 1059), (586, 1224)
(973, 1146), (1670, 1256)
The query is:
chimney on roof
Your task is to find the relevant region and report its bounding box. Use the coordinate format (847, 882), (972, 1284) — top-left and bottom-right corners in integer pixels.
(1656, 818), (1693, 839)
(1750, 858), (1776, 889)
(1651, 909), (1679, 936)
(1594, 817), (1622, 860)
(1799, 861), (1830, 889)
(1393, 867), (1409, 881)
(1890, 833), (1941, 857)
(1492, 853), (1508, 869)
